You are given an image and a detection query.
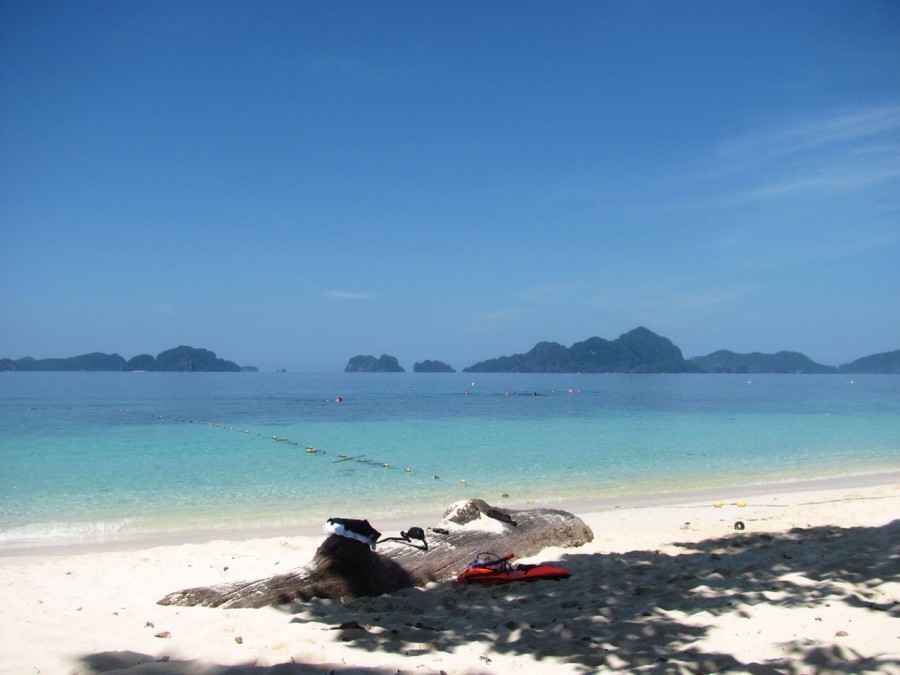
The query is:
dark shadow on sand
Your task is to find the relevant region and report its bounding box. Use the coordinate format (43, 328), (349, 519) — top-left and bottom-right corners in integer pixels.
(79, 520), (899, 674)
(79, 650), (394, 674)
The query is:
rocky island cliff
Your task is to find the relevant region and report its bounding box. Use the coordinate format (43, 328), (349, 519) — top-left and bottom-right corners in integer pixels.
(0, 346), (255, 372)
(464, 327), (701, 373)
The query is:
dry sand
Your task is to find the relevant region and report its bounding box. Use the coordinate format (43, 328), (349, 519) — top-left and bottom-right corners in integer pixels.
(1, 480), (898, 674)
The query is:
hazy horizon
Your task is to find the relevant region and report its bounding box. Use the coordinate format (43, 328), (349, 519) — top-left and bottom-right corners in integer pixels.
(2, 2), (898, 373)
(1, 325), (894, 373)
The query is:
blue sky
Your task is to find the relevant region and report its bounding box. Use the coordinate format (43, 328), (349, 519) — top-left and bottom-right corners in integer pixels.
(2, 1), (898, 371)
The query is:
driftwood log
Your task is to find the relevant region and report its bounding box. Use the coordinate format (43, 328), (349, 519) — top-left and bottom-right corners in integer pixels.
(158, 499), (593, 609)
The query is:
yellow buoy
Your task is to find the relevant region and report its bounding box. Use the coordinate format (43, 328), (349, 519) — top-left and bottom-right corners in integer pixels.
(736, 500), (747, 508)
(405, 467), (411, 473)
(714, 500), (724, 508)
(460, 479), (467, 485)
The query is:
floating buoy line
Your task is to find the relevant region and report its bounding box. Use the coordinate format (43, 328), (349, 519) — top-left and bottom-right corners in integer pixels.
(111, 408), (493, 494)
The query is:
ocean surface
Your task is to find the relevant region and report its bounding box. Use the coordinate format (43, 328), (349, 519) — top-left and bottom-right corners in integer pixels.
(1, 372), (898, 550)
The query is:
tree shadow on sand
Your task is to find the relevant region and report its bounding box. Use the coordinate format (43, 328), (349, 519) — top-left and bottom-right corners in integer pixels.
(79, 520), (898, 674)
(78, 649), (396, 674)
(285, 519), (899, 673)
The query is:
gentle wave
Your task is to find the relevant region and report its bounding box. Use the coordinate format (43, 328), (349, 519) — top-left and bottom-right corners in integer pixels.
(0, 518), (136, 548)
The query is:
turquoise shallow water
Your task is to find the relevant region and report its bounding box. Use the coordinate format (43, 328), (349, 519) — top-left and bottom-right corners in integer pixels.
(1, 372), (898, 548)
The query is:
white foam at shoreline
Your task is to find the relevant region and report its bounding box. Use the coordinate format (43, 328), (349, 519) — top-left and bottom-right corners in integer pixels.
(0, 517), (135, 548)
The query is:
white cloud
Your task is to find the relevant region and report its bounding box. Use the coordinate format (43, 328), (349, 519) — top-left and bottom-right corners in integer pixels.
(473, 308), (528, 324)
(716, 104), (900, 165)
(324, 290), (373, 301)
(669, 103), (900, 203)
(517, 283), (562, 304)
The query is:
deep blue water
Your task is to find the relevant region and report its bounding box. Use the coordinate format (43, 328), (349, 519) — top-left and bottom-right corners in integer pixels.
(1, 372), (898, 548)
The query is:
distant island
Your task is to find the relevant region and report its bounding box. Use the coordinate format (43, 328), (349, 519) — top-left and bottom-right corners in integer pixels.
(689, 350), (836, 374)
(689, 348), (900, 374)
(0, 346), (257, 372)
(455, 329), (899, 374)
(343, 330), (898, 375)
(413, 360), (455, 373)
(7, 335), (896, 375)
(464, 327), (701, 373)
(344, 354), (405, 373)
(837, 350), (900, 374)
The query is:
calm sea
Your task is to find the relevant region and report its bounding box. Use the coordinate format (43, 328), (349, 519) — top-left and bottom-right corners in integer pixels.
(1, 372), (898, 550)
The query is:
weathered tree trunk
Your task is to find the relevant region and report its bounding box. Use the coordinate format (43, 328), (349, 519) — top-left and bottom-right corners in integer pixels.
(158, 499), (593, 609)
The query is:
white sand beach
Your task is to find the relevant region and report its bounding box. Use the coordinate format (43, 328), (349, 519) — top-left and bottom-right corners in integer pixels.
(1, 479), (898, 674)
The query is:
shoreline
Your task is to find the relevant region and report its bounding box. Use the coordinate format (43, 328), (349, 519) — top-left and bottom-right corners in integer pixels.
(3, 469), (898, 557)
(1, 475), (897, 673)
